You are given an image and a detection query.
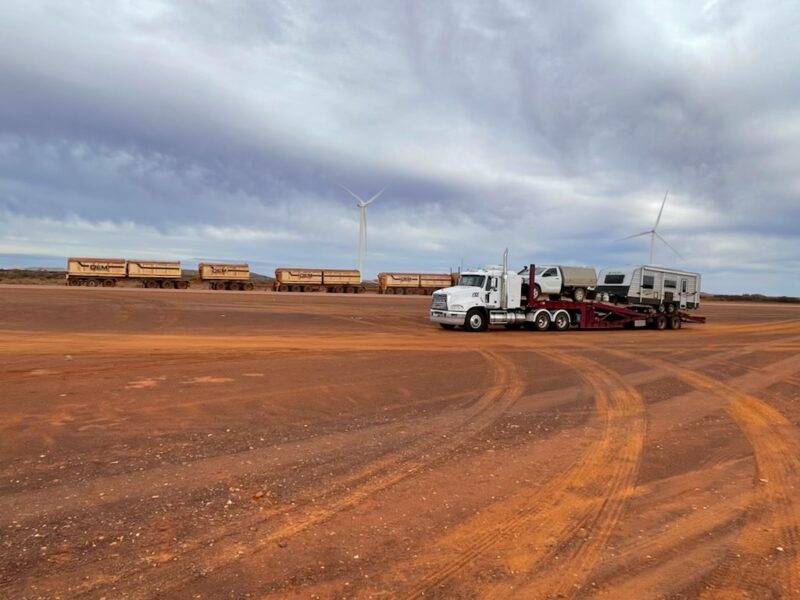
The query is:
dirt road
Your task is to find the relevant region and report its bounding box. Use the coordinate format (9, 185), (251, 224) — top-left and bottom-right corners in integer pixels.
(1, 287), (799, 599)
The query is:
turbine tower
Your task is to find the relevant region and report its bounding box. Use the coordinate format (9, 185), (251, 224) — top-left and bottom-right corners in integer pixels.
(340, 185), (386, 278)
(617, 191), (683, 264)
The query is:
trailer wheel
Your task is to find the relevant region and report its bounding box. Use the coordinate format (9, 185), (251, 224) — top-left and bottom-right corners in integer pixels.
(161, 280), (174, 289)
(213, 282), (225, 291)
(532, 284), (541, 300)
(553, 312), (570, 331)
(654, 315), (668, 330)
(668, 315), (682, 330)
(301, 285), (311, 293)
(87, 279), (99, 287)
(666, 303), (676, 314)
(465, 309), (488, 332)
(440, 324), (456, 330)
(533, 311), (551, 331)
(657, 303), (666, 313)
(103, 279), (116, 287)
(572, 288), (586, 302)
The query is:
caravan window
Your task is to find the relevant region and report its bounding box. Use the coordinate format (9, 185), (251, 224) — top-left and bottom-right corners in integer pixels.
(681, 280), (688, 293)
(665, 279), (677, 288)
(603, 274), (625, 284)
(642, 275), (655, 289)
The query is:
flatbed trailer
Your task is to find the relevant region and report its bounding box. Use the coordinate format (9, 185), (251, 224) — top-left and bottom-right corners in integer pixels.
(523, 298), (706, 331)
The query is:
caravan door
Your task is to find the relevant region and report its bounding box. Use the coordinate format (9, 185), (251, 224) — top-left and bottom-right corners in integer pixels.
(679, 279), (688, 309)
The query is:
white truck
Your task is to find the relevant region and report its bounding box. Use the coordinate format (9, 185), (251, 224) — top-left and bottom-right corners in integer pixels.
(518, 264), (597, 302)
(430, 251), (705, 332)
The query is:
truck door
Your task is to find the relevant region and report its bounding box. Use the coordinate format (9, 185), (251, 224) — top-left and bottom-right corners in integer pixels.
(541, 267), (560, 294)
(485, 276), (501, 308)
(679, 279), (688, 309)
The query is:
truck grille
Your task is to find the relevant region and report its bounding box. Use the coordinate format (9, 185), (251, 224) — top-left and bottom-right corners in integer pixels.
(431, 294), (447, 310)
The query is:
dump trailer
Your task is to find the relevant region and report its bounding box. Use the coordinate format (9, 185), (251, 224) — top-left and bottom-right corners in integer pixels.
(66, 257), (127, 287)
(126, 259), (189, 289)
(198, 262), (254, 291)
(430, 252), (705, 332)
(378, 272), (454, 295)
(274, 268), (364, 293)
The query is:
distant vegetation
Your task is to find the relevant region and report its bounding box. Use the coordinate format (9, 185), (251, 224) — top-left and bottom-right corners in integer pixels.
(701, 293), (800, 304)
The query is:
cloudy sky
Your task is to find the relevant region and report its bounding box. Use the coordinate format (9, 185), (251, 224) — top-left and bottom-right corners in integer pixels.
(1, 1), (799, 294)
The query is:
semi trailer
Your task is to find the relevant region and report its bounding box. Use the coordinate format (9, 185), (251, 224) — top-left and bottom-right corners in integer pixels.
(198, 262), (254, 290)
(274, 268), (364, 293)
(377, 272), (454, 295)
(66, 257), (190, 288)
(430, 251), (705, 332)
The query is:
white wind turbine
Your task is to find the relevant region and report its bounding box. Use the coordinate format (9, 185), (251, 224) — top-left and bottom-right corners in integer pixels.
(340, 185), (386, 278)
(617, 191), (683, 264)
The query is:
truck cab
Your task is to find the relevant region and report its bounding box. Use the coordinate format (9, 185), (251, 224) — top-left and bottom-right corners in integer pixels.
(430, 266), (523, 331)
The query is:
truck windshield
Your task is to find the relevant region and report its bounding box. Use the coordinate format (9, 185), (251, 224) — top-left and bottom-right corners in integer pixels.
(458, 275), (486, 288)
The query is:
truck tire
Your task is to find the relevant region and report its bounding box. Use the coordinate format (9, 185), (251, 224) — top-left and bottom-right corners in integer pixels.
(244, 282), (254, 291)
(177, 281), (189, 290)
(668, 315), (681, 330)
(654, 315), (668, 330)
(657, 303), (666, 313)
(87, 279), (99, 287)
(465, 309), (488, 332)
(103, 279), (116, 287)
(533, 311), (551, 331)
(666, 303), (676, 314)
(532, 284), (541, 300)
(161, 280), (174, 289)
(553, 311), (570, 331)
(573, 287), (586, 302)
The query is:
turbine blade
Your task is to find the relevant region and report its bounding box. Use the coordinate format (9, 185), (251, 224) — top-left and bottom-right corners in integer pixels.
(655, 231), (683, 259)
(654, 190), (669, 229)
(615, 230), (652, 242)
(363, 186), (387, 206)
(340, 184), (364, 204)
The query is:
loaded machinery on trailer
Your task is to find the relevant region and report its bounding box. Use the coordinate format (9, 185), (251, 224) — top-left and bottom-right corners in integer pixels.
(430, 251), (705, 332)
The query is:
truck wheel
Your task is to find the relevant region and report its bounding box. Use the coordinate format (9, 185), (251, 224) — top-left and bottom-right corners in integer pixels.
(103, 279), (116, 287)
(214, 282), (226, 291)
(533, 311), (551, 331)
(668, 315), (682, 330)
(532, 284), (541, 300)
(161, 280), (174, 289)
(231, 282), (243, 291)
(87, 279), (99, 287)
(553, 312), (570, 331)
(666, 303), (676, 314)
(244, 282), (254, 291)
(440, 324), (456, 330)
(573, 288), (586, 302)
(303, 285), (313, 293)
(654, 315), (668, 330)
(657, 303), (666, 313)
(465, 309), (488, 332)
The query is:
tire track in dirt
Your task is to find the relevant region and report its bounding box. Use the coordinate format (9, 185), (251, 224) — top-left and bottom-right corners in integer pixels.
(606, 348), (800, 598)
(390, 349), (645, 600)
(33, 350), (524, 599)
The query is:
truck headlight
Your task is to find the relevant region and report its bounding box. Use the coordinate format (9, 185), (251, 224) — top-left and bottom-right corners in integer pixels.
(451, 304), (464, 310)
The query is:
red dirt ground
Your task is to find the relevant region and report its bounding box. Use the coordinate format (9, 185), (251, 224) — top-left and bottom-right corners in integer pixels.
(1, 286), (799, 599)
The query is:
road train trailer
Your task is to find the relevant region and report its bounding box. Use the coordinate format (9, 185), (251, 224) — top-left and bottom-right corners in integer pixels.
(66, 257), (190, 289)
(430, 255), (706, 332)
(377, 272), (456, 295)
(198, 262), (254, 291)
(273, 268), (364, 293)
